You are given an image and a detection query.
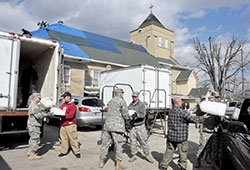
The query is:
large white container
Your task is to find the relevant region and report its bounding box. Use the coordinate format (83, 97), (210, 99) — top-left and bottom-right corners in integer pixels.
(200, 101), (227, 117)
(99, 65), (172, 109)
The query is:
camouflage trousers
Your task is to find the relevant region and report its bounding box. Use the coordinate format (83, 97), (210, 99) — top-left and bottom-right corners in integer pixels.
(196, 130), (213, 159)
(28, 125), (41, 152)
(100, 130), (125, 161)
(129, 124), (150, 155)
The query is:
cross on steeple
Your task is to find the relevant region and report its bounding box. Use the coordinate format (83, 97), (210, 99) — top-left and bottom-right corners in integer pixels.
(149, 4), (154, 13)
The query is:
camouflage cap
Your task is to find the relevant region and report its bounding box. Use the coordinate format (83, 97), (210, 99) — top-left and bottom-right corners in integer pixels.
(33, 93), (41, 99)
(200, 95), (206, 99)
(213, 91), (220, 98)
(132, 91), (139, 97)
(115, 88), (124, 93)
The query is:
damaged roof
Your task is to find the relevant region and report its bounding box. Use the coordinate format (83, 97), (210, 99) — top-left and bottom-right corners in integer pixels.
(31, 23), (173, 67)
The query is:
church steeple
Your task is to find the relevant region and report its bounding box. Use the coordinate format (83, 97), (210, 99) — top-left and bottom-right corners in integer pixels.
(138, 12), (165, 29)
(130, 9), (174, 61)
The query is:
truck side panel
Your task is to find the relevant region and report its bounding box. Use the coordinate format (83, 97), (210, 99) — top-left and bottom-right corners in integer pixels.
(100, 67), (143, 105)
(143, 67), (171, 108)
(0, 35), (20, 109)
(158, 69), (171, 108)
(143, 67), (157, 107)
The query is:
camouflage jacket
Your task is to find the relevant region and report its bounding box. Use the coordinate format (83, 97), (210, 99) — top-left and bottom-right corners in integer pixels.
(103, 96), (130, 133)
(27, 101), (46, 127)
(128, 100), (146, 126)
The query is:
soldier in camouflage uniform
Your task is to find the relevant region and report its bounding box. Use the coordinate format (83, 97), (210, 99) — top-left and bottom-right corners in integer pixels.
(194, 93), (221, 170)
(99, 88), (130, 170)
(27, 93), (49, 160)
(194, 96), (213, 167)
(128, 91), (154, 163)
(209, 93), (221, 170)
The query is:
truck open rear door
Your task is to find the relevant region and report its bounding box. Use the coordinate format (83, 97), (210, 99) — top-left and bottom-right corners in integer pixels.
(0, 34), (20, 110)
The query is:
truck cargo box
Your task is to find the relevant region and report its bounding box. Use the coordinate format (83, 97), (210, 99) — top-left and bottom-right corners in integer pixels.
(100, 65), (172, 109)
(0, 31), (61, 135)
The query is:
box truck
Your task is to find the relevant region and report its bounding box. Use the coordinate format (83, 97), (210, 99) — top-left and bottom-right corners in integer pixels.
(0, 30), (62, 136)
(99, 65), (172, 135)
(100, 64), (171, 108)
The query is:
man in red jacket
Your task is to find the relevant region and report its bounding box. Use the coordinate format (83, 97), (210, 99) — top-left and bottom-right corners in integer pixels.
(58, 92), (81, 158)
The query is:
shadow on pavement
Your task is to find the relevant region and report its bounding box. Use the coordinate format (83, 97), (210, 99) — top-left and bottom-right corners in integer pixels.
(0, 155), (12, 170)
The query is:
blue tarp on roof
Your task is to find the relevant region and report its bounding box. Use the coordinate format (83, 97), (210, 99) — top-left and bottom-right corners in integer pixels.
(31, 29), (50, 39)
(31, 23), (152, 60)
(59, 41), (90, 58)
(83, 31), (122, 54)
(47, 24), (87, 39)
(134, 44), (147, 53)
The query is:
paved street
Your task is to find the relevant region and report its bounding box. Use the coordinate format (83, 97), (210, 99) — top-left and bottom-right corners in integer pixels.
(0, 123), (213, 170)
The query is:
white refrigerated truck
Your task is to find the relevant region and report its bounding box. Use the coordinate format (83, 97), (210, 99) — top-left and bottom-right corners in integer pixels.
(0, 30), (62, 136)
(100, 64), (172, 135)
(100, 64), (172, 109)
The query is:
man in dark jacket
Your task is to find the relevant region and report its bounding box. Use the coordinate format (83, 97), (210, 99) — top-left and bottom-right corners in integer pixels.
(58, 92), (81, 158)
(160, 97), (210, 170)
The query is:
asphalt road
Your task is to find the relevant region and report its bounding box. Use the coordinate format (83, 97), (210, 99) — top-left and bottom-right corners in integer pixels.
(0, 123), (214, 170)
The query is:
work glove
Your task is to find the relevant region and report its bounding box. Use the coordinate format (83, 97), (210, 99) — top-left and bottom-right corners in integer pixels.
(132, 112), (137, 119)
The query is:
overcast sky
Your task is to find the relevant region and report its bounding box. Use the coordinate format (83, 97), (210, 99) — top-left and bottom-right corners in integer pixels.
(0, 0), (249, 81)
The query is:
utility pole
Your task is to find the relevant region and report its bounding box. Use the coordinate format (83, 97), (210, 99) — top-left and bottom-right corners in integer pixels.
(241, 49), (244, 97)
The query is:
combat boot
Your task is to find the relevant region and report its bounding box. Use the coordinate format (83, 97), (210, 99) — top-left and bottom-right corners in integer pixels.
(129, 155), (137, 162)
(145, 155), (154, 163)
(211, 160), (220, 170)
(205, 152), (212, 164)
(99, 159), (105, 168)
(28, 152), (42, 160)
(194, 158), (201, 168)
(27, 151), (31, 157)
(115, 160), (127, 170)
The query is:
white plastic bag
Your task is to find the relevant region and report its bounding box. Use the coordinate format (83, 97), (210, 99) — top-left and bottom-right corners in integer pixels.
(200, 101), (226, 117)
(50, 107), (65, 116)
(40, 97), (53, 108)
(128, 110), (136, 116)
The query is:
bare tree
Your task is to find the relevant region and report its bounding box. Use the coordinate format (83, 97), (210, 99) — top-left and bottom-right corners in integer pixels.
(193, 37), (250, 98)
